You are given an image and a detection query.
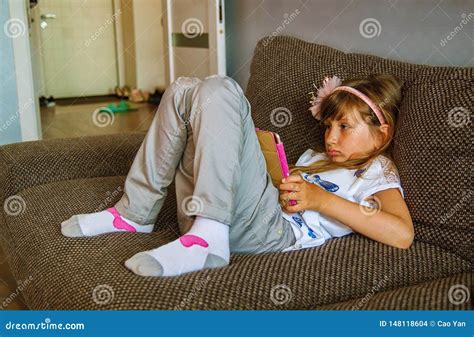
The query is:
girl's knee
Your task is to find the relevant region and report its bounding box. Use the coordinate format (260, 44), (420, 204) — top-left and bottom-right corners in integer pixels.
(197, 75), (243, 100)
(172, 76), (201, 91)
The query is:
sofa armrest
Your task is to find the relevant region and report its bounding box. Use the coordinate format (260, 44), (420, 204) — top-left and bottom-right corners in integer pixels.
(314, 272), (473, 310)
(0, 132), (145, 205)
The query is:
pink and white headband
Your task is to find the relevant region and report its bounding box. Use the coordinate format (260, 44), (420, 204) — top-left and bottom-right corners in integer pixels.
(308, 76), (387, 125)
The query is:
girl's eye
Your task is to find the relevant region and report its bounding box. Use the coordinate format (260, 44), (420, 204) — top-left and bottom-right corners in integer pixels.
(324, 124), (349, 129)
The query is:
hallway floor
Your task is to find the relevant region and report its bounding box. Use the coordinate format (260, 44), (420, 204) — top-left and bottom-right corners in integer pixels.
(40, 99), (158, 139)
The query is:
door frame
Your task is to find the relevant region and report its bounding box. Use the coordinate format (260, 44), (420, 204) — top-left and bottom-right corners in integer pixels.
(162, 0), (226, 85)
(9, 0), (41, 141)
(113, 0), (126, 88)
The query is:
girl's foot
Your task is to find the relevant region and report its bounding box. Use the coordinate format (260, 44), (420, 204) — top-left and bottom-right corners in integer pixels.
(125, 216), (230, 277)
(61, 207), (154, 237)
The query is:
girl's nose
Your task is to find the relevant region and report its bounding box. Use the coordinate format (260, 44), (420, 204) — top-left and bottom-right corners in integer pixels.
(326, 128), (339, 144)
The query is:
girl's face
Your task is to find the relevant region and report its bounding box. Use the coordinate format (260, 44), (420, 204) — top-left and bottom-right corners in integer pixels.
(324, 111), (384, 162)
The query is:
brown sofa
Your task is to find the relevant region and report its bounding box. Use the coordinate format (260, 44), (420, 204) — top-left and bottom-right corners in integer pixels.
(0, 35), (472, 310)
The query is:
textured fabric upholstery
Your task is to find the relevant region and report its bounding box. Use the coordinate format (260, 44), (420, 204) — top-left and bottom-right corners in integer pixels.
(0, 36), (472, 309)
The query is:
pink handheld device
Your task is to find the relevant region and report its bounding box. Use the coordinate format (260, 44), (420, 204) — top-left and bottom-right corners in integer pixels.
(255, 128), (297, 206)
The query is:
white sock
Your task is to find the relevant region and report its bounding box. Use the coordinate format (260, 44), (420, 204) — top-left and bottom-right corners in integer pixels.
(61, 207), (154, 237)
(125, 216), (230, 277)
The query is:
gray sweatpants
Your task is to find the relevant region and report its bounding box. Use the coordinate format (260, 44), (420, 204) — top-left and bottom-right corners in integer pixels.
(114, 74), (296, 254)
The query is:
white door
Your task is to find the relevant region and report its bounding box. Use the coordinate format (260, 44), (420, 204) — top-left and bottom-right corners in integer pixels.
(163, 0), (226, 83)
(35, 0), (119, 98)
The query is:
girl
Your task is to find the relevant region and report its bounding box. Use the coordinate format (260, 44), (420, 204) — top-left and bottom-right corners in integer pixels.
(61, 74), (414, 277)
(278, 74), (414, 253)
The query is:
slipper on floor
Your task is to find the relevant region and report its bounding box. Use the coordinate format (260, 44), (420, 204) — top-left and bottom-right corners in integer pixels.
(102, 100), (136, 113)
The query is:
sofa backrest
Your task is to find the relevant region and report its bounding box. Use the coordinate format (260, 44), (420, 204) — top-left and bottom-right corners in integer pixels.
(245, 35), (473, 261)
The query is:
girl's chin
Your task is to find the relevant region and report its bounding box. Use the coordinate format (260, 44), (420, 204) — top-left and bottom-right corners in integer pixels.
(329, 155), (345, 162)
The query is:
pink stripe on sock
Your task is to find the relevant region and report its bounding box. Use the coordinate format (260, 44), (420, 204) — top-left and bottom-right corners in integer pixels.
(107, 207), (137, 232)
(180, 234), (209, 248)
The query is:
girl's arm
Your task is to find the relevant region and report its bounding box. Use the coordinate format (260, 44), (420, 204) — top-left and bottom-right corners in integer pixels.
(316, 188), (414, 249)
(279, 175), (414, 249)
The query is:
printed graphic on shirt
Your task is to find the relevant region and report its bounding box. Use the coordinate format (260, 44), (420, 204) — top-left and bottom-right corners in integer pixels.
(291, 213), (318, 239)
(354, 168), (367, 178)
(282, 150), (403, 253)
(301, 173), (339, 192)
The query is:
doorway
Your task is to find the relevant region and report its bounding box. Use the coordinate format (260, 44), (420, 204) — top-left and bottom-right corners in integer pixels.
(31, 0), (119, 99)
(29, 0), (166, 140)
(26, 0), (226, 140)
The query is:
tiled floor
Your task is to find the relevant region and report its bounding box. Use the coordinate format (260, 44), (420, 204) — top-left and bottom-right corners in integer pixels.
(0, 99), (158, 309)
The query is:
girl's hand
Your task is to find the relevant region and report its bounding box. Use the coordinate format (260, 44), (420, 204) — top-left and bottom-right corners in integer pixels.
(278, 174), (327, 213)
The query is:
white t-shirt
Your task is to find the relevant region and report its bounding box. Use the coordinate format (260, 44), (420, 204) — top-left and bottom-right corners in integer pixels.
(281, 149), (405, 252)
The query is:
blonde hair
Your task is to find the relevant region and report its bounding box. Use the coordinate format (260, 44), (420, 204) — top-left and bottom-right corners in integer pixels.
(289, 74), (403, 175)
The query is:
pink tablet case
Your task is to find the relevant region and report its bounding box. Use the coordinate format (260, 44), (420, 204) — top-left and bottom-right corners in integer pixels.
(255, 128), (296, 206)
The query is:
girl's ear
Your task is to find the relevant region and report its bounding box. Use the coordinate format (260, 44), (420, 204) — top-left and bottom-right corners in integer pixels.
(378, 124), (391, 144)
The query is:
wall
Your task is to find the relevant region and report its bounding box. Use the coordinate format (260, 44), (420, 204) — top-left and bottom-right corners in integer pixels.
(0, 0), (22, 145)
(133, 0), (166, 92)
(120, 0), (167, 92)
(225, 0), (473, 90)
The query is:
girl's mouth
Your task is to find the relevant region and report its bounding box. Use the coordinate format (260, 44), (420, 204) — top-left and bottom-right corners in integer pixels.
(327, 150), (340, 156)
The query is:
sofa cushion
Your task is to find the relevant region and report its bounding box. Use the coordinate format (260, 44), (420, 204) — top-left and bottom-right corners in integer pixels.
(2, 176), (471, 309)
(245, 35), (473, 262)
(316, 272), (473, 310)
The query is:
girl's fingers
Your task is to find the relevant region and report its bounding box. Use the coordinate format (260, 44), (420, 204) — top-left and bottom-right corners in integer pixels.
(283, 192), (299, 202)
(282, 175), (303, 183)
(280, 191), (298, 203)
(282, 201), (301, 213)
(278, 183), (300, 191)
(279, 193), (290, 203)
